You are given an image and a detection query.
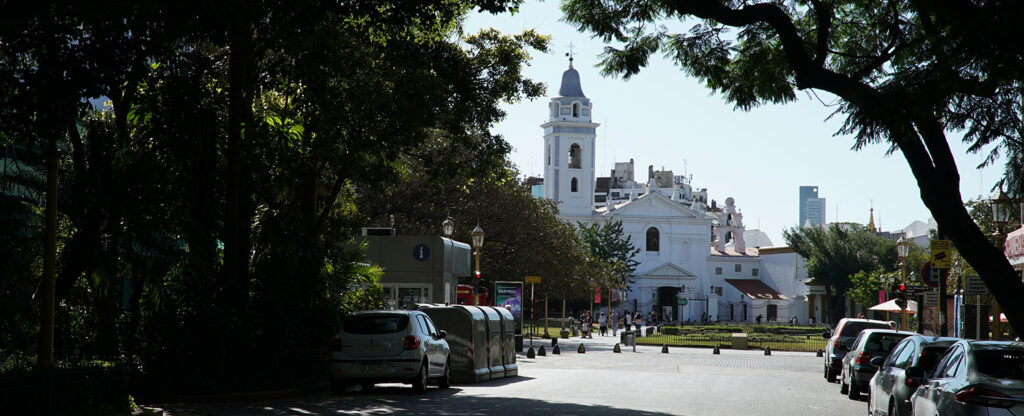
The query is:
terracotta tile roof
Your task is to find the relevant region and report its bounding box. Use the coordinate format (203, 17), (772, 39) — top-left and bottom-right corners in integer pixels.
(725, 279), (787, 300)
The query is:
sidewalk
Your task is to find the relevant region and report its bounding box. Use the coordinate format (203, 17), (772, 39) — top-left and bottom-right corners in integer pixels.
(521, 326), (657, 354)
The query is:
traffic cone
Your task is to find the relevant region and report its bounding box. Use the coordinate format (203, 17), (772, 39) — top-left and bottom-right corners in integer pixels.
(527, 346), (536, 358)
(764, 347), (772, 356)
(661, 345), (669, 353)
(613, 343), (621, 353)
(713, 346), (720, 355)
(538, 345), (546, 356)
(577, 343), (586, 354)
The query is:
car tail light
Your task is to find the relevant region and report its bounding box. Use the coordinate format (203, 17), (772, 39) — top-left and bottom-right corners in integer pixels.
(856, 353), (871, 364)
(329, 335), (342, 351)
(833, 339), (840, 349)
(403, 335), (421, 350)
(954, 386), (1014, 408)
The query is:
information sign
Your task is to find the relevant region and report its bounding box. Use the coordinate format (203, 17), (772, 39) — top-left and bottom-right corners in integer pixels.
(525, 275), (541, 284)
(964, 276), (987, 296)
(930, 240), (953, 268)
(923, 291), (939, 307)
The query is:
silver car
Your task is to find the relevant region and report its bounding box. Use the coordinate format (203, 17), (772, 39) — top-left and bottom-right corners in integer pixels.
(840, 329), (915, 398)
(329, 310), (451, 394)
(910, 340), (1024, 416)
(867, 336), (957, 416)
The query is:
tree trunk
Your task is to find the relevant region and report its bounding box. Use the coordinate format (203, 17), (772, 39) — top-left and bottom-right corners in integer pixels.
(38, 132), (58, 370)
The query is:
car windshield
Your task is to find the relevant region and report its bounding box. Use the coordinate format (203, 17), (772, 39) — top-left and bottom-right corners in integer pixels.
(343, 314), (410, 335)
(919, 346), (953, 371)
(975, 349), (1024, 381)
(863, 334), (910, 354)
(840, 322), (891, 338)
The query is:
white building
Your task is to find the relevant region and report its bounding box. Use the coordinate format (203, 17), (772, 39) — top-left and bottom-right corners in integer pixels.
(540, 60), (815, 323)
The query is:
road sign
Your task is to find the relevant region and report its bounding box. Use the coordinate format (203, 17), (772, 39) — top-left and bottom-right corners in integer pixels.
(525, 275), (541, 284)
(964, 276), (987, 296)
(677, 297), (688, 305)
(906, 286), (931, 297)
(923, 291), (939, 307)
(920, 262), (946, 287)
(930, 240), (953, 268)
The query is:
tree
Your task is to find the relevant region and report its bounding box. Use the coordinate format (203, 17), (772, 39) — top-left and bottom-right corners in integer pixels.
(563, 0), (1024, 335)
(577, 220), (640, 291)
(785, 224), (897, 324)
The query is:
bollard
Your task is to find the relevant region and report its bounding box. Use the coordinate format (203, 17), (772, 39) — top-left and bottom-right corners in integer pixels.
(553, 345), (561, 355)
(527, 346), (536, 358)
(661, 344), (669, 354)
(764, 347), (772, 356)
(613, 343), (621, 353)
(816, 348), (823, 357)
(578, 343), (586, 354)
(538, 345), (546, 356)
(552, 338), (558, 347)
(713, 345), (720, 355)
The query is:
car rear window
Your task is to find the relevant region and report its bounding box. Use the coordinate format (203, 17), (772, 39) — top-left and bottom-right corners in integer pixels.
(343, 315), (410, 334)
(975, 350), (1024, 381)
(840, 322), (891, 337)
(864, 334), (911, 354)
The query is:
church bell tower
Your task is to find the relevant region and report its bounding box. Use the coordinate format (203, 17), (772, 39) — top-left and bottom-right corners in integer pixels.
(541, 55), (599, 216)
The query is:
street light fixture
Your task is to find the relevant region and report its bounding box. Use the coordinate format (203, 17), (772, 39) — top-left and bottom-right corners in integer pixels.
(897, 236), (911, 330)
(471, 224), (485, 306)
(442, 217), (454, 238)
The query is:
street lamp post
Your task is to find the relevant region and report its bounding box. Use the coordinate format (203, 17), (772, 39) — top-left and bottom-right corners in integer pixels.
(471, 224), (485, 306)
(897, 237), (911, 330)
(991, 189), (1011, 340)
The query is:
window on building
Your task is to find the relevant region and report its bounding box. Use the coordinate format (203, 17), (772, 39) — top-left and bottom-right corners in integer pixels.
(568, 144), (582, 169)
(646, 227), (660, 252)
(715, 267), (722, 275)
(752, 268), (759, 277)
(735, 264), (741, 272)
(546, 145), (551, 166)
(571, 177), (578, 193)
(573, 103), (579, 117)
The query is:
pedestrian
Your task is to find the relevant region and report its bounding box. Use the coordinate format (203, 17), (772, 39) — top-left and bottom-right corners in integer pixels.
(634, 311), (643, 336)
(610, 310), (619, 336)
(599, 312), (608, 336)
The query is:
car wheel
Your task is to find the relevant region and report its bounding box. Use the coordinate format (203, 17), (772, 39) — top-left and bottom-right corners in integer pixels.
(330, 380), (348, 395)
(412, 361), (428, 393)
(825, 364), (830, 380)
(848, 381), (859, 399)
(438, 357), (451, 389)
(361, 382), (374, 392)
(888, 400), (897, 416)
(840, 374), (849, 395)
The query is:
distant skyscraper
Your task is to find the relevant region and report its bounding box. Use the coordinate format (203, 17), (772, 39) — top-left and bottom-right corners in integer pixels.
(799, 186), (826, 226)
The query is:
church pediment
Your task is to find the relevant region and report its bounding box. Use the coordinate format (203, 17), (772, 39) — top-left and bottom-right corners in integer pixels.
(603, 192), (702, 219)
(640, 262), (698, 278)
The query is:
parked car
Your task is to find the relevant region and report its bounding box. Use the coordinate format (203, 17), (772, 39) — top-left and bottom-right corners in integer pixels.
(840, 329), (916, 398)
(824, 318), (894, 382)
(329, 310), (451, 394)
(910, 340), (1024, 416)
(867, 336), (957, 416)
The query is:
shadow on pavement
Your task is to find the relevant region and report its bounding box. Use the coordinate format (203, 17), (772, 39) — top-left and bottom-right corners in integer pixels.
(162, 392), (680, 416)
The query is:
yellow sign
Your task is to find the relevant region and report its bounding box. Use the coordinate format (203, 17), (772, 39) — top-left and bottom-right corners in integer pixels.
(525, 275), (541, 284)
(930, 239), (952, 269)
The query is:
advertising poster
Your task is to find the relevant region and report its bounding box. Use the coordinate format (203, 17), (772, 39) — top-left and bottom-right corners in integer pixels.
(494, 281), (523, 335)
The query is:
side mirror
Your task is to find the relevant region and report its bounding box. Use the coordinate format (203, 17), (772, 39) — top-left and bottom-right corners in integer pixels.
(870, 357), (884, 368)
(822, 331), (831, 339)
(438, 330), (447, 339)
(905, 365), (924, 384)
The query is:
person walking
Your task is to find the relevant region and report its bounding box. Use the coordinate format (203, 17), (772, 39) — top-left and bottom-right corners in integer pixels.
(610, 310), (619, 336)
(634, 311), (643, 337)
(598, 312), (608, 336)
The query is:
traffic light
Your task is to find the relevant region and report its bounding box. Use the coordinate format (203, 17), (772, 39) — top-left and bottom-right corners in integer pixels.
(895, 283), (907, 309)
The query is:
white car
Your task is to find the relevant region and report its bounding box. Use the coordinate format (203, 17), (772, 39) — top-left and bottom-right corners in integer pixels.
(910, 340), (1024, 416)
(330, 310), (451, 394)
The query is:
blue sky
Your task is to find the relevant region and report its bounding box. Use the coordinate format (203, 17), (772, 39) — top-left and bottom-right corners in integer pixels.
(463, 1), (1004, 245)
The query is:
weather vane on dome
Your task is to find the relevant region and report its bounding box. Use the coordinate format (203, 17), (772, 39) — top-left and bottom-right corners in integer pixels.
(565, 42), (575, 66)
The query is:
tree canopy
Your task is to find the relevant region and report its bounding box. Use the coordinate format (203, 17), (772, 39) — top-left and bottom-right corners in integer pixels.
(563, 0), (1024, 334)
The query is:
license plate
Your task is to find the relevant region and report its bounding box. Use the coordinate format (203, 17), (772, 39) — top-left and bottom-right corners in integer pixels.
(363, 362), (383, 373)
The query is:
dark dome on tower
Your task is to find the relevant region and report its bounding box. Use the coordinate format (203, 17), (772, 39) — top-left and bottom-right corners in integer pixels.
(557, 63), (586, 98)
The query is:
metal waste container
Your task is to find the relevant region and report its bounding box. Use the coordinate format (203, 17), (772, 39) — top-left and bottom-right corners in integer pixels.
(620, 331), (635, 346)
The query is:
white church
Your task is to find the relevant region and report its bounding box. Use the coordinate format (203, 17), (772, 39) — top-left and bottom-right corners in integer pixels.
(536, 59), (822, 324)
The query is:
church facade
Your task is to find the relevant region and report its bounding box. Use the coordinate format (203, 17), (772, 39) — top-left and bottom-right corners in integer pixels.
(539, 61), (811, 323)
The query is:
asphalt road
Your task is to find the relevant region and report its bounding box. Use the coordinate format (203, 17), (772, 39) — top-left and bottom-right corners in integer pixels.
(160, 335), (869, 416)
